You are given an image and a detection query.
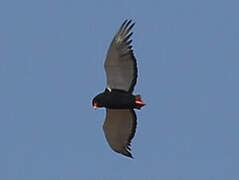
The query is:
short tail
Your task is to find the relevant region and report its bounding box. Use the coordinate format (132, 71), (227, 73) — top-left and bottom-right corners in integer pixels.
(135, 95), (146, 109)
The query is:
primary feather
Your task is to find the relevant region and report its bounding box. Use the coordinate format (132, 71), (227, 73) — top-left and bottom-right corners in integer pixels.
(104, 20), (137, 93)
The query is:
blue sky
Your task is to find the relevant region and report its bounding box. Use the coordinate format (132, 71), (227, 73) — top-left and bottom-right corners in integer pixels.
(1, 0), (239, 179)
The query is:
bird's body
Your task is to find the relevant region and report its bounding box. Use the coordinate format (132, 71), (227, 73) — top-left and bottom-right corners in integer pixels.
(93, 89), (135, 109)
(92, 20), (145, 158)
(93, 88), (144, 109)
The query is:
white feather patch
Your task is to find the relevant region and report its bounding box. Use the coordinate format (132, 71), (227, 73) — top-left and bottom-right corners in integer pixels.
(107, 86), (112, 92)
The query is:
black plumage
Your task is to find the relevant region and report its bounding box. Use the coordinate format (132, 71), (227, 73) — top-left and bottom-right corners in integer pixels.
(92, 20), (145, 158)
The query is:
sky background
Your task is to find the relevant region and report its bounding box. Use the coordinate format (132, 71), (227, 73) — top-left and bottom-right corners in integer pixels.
(0, 0), (239, 179)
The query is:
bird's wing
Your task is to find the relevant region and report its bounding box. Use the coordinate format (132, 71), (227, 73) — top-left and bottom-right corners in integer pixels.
(104, 20), (137, 93)
(103, 109), (137, 158)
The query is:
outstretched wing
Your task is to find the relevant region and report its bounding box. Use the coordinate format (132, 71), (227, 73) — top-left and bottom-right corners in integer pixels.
(103, 109), (137, 158)
(104, 20), (137, 93)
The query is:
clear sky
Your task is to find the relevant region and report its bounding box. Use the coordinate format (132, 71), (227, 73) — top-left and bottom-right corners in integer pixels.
(1, 0), (238, 179)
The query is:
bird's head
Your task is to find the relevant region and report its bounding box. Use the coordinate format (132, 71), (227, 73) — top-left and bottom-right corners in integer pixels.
(92, 93), (106, 109)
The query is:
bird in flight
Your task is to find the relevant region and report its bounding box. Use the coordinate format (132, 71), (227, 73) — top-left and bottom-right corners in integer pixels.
(92, 20), (145, 158)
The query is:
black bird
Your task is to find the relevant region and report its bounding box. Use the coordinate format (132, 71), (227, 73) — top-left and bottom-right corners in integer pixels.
(92, 20), (145, 158)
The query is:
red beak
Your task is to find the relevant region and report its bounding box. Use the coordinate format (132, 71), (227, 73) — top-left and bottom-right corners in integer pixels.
(93, 102), (98, 109)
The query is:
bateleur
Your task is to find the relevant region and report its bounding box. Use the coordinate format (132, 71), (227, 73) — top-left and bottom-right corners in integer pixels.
(92, 20), (145, 158)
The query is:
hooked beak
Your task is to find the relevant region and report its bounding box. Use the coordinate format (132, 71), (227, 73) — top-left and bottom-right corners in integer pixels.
(93, 102), (98, 109)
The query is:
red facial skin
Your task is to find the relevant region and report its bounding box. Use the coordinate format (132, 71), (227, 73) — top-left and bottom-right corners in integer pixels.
(93, 102), (98, 109)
